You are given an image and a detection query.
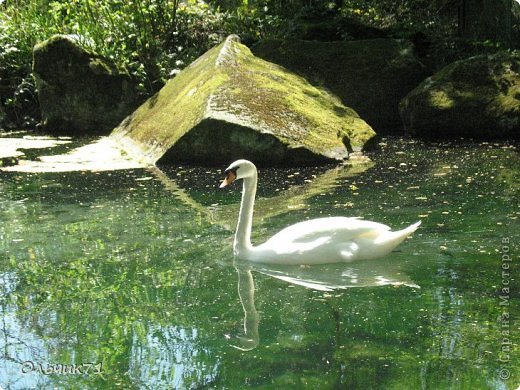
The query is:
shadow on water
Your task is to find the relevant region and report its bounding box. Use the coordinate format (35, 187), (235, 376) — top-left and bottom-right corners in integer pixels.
(151, 157), (375, 231)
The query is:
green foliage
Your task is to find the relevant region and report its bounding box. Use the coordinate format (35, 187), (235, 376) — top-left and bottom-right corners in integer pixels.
(0, 0), (516, 130)
(338, 0), (456, 31)
(220, 4), (285, 44)
(0, 0), (287, 130)
(0, 13), (39, 129)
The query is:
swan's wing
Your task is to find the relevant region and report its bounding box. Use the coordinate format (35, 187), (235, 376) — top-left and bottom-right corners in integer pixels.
(264, 217), (390, 246)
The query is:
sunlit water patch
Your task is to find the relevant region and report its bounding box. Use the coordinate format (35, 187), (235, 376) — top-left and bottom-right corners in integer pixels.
(0, 137), (518, 389)
(1, 134), (147, 172)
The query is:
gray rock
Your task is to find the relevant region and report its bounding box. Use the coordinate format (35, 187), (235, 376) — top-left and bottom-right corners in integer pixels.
(399, 51), (519, 139)
(111, 35), (375, 166)
(33, 35), (141, 135)
(251, 38), (430, 134)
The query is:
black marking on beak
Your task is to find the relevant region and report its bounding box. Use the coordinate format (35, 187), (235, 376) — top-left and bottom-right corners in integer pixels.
(220, 168), (238, 188)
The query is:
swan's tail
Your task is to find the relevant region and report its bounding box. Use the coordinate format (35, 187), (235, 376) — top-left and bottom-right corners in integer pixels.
(399, 220), (421, 238)
(382, 221), (421, 244)
(375, 221), (421, 249)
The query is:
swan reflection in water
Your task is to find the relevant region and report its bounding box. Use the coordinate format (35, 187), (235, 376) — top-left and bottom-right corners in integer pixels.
(230, 257), (419, 351)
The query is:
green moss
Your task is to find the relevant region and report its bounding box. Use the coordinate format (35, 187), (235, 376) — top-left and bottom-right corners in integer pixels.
(113, 43), (230, 158)
(88, 58), (113, 75)
(401, 51), (520, 139)
(428, 89), (454, 109)
(221, 40), (376, 151)
(252, 38), (430, 134)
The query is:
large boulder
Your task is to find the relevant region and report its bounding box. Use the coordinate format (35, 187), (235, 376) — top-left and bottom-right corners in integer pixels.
(33, 35), (141, 135)
(111, 35), (375, 166)
(399, 52), (520, 139)
(251, 38), (430, 134)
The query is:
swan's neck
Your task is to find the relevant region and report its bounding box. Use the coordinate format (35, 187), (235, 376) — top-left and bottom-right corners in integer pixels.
(234, 173), (257, 255)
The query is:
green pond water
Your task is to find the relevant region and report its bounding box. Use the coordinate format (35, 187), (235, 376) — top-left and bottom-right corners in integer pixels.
(0, 137), (518, 389)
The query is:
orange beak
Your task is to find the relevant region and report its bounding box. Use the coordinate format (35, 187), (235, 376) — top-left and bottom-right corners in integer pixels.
(220, 170), (237, 188)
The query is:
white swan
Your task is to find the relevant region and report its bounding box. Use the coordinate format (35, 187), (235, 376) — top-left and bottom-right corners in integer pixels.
(220, 159), (420, 265)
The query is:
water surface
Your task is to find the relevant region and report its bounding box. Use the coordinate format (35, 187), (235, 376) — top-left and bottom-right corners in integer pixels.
(0, 137), (518, 389)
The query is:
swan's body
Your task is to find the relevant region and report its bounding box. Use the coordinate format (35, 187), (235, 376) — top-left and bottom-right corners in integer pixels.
(221, 160), (420, 265)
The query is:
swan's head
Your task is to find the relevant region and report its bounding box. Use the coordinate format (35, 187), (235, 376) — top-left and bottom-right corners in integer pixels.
(220, 159), (257, 188)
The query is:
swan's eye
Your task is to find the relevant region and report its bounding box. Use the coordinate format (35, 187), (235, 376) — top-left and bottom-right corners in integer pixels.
(220, 167), (238, 188)
(225, 167), (238, 176)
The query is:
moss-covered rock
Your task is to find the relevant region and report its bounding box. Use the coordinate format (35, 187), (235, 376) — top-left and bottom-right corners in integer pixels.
(251, 38), (429, 134)
(111, 35), (375, 166)
(33, 35), (141, 135)
(399, 52), (520, 139)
